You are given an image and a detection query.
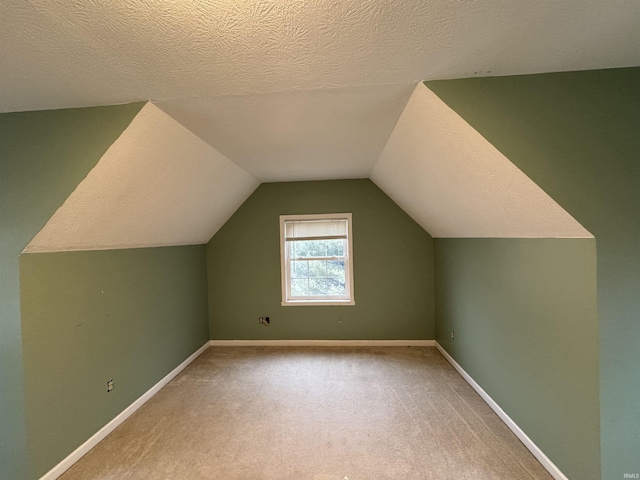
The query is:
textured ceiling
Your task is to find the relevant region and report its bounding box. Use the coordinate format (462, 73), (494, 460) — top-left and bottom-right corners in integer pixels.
(2, 0), (639, 113)
(24, 103), (258, 253)
(4, 0), (632, 243)
(3, 0), (640, 182)
(372, 84), (593, 238)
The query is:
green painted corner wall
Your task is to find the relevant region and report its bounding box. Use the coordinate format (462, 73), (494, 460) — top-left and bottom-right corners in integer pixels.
(1, 104), (210, 479)
(434, 238), (599, 480)
(0, 104), (142, 479)
(207, 179), (435, 340)
(20, 246), (209, 478)
(428, 67), (640, 479)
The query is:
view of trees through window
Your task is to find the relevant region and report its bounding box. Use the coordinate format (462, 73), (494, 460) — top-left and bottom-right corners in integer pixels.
(289, 239), (346, 297)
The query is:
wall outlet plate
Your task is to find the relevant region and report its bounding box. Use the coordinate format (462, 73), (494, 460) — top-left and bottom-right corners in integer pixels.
(107, 379), (114, 393)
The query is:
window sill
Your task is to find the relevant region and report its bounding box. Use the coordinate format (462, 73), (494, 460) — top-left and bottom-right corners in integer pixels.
(281, 300), (355, 307)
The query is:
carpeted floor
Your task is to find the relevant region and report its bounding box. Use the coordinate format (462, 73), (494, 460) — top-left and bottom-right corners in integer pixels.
(60, 346), (553, 480)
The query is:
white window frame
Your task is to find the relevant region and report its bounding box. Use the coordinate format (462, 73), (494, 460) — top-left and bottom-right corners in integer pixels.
(280, 213), (355, 306)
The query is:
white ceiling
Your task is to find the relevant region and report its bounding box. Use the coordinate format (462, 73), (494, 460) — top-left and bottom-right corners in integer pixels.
(4, 1), (635, 246)
(372, 84), (593, 238)
(159, 84), (414, 182)
(2, 0), (639, 113)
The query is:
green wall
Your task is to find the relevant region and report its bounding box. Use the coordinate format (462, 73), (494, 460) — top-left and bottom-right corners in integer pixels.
(0, 105), (209, 479)
(428, 67), (640, 479)
(0, 104), (142, 479)
(207, 179), (435, 340)
(20, 246), (209, 478)
(434, 239), (599, 480)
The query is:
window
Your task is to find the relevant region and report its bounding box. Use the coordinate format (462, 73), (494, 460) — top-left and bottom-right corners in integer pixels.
(280, 213), (355, 306)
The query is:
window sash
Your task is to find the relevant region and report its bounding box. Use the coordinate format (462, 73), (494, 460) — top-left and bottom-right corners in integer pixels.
(285, 241), (349, 301)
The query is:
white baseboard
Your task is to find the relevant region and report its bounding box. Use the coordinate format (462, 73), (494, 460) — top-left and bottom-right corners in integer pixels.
(41, 340), (561, 479)
(39, 341), (210, 480)
(434, 342), (569, 480)
(209, 339), (435, 347)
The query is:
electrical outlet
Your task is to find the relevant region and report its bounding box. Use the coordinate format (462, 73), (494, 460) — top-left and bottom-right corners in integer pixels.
(450, 331), (455, 340)
(107, 379), (114, 393)
(258, 316), (270, 326)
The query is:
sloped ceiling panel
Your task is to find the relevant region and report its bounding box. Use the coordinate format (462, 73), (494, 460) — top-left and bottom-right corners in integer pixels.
(159, 84), (415, 182)
(371, 83), (592, 238)
(24, 103), (259, 253)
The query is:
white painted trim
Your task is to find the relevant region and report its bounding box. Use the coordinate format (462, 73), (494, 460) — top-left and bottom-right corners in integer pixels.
(281, 300), (356, 306)
(40, 339), (562, 479)
(434, 342), (569, 480)
(209, 339), (435, 347)
(280, 213), (355, 306)
(39, 342), (210, 480)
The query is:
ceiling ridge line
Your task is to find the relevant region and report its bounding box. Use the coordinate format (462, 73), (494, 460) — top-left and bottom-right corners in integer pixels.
(366, 84), (419, 179)
(150, 80), (422, 103)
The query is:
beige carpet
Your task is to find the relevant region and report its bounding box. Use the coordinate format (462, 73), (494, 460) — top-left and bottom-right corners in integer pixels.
(60, 347), (553, 480)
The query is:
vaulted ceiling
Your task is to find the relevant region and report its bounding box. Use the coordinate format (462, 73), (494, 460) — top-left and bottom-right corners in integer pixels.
(4, 1), (637, 250)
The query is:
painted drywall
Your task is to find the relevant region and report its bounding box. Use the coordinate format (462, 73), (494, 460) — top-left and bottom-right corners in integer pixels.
(207, 179), (434, 340)
(3, 1), (640, 113)
(372, 83), (591, 238)
(20, 246), (209, 479)
(428, 67), (640, 479)
(159, 84), (415, 182)
(25, 103), (258, 253)
(434, 239), (599, 480)
(0, 104), (142, 480)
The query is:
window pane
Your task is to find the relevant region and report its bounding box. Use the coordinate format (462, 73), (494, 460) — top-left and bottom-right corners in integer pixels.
(290, 278), (308, 296)
(291, 239), (344, 258)
(290, 241), (305, 258)
(308, 277), (346, 296)
(291, 240), (325, 257)
(328, 277), (346, 295)
(290, 260), (309, 278)
(307, 259), (328, 277)
(326, 260), (344, 277)
(326, 239), (344, 257)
